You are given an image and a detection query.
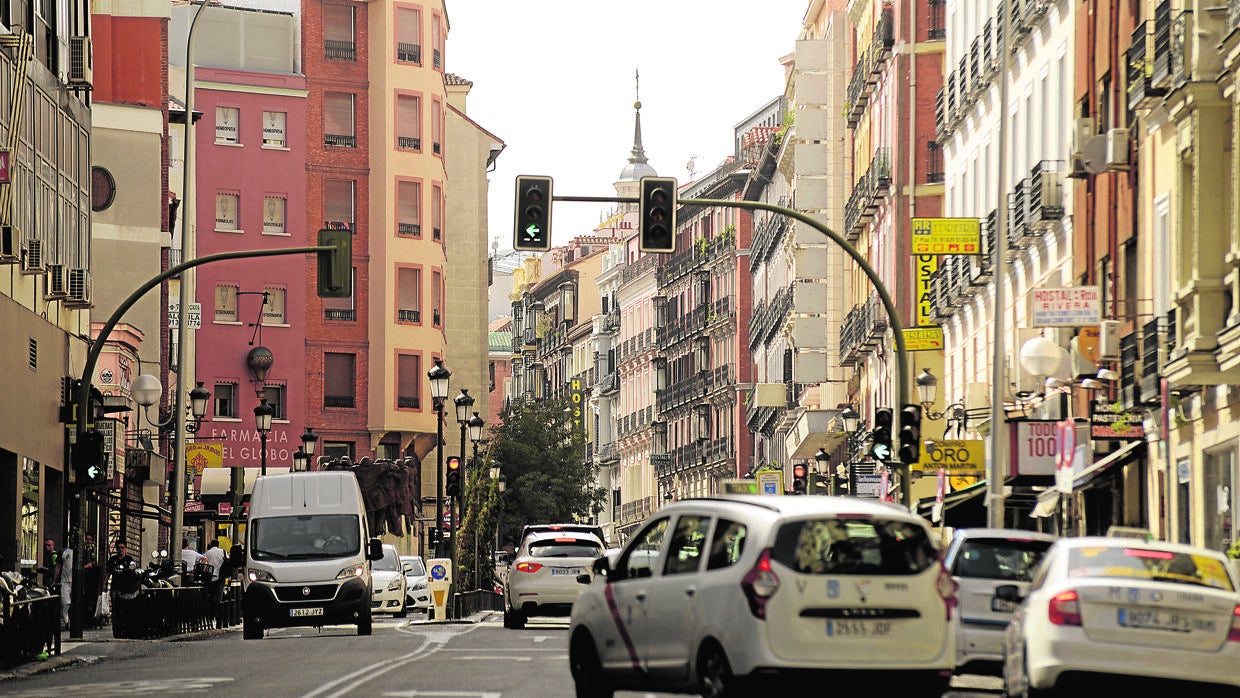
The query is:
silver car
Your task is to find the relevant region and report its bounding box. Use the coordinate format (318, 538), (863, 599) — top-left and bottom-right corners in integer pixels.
(503, 531), (604, 629)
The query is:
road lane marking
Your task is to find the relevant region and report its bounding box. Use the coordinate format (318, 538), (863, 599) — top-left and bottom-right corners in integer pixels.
(303, 623), (487, 698)
(3, 678), (234, 697)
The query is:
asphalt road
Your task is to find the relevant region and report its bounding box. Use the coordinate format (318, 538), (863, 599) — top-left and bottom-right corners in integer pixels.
(0, 614), (1003, 698)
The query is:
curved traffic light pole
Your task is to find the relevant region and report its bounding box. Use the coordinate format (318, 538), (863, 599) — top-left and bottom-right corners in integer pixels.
(69, 244), (333, 638)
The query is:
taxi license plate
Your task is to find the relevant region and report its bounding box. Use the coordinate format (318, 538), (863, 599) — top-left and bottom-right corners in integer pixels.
(826, 619), (893, 638)
(550, 568), (582, 576)
(1117, 608), (1214, 633)
(991, 597), (1019, 612)
(290, 607), (324, 618)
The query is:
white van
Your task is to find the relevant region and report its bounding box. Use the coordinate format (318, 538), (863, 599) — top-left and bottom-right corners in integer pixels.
(241, 471), (383, 639)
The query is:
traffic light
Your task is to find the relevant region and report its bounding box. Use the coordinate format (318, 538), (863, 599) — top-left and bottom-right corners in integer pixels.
(73, 429), (107, 485)
(514, 175), (553, 251)
(639, 176), (678, 253)
(316, 228), (352, 298)
(869, 408), (893, 462)
(898, 404), (923, 466)
(445, 456), (462, 498)
(792, 464), (807, 495)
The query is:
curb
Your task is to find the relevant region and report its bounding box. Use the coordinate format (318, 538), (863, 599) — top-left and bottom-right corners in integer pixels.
(0, 626), (239, 682)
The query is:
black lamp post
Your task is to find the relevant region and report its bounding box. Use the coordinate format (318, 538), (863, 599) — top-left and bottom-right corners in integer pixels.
(468, 411), (485, 589)
(814, 448), (832, 495)
(452, 388), (474, 577)
(494, 470), (506, 554)
(254, 399), (273, 476)
(301, 426), (318, 468)
(427, 359), (450, 558)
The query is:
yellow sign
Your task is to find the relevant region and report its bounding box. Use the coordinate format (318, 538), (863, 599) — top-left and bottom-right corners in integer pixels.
(915, 254), (939, 326)
(721, 479), (760, 495)
(903, 327), (945, 352)
(1077, 326), (1101, 364)
(911, 218), (982, 255)
(913, 439), (986, 473)
(186, 443), (224, 475)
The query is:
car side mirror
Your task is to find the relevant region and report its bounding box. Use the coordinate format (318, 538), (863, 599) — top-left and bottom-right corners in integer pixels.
(366, 539), (384, 561)
(576, 573), (592, 585)
(994, 584), (1024, 603)
(403, 563), (413, 573)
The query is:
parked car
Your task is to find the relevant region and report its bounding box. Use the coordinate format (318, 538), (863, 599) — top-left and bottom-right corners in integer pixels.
(371, 544), (407, 617)
(568, 495), (957, 697)
(944, 527), (1056, 674)
(1001, 536), (1240, 696)
(401, 555), (430, 612)
(504, 530), (606, 629)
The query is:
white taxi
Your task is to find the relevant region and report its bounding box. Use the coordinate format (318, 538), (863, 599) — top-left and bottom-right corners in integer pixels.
(1001, 536), (1240, 695)
(503, 530), (605, 629)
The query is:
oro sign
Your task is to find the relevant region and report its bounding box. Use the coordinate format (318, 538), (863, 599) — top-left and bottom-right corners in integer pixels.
(913, 439), (985, 474)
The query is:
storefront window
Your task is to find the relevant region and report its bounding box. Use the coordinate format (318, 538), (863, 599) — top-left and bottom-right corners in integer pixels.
(1202, 445), (1236, 554)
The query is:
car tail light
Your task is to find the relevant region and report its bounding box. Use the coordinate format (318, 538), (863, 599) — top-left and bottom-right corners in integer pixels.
(740, 548), (780, 620)
(935, 562), (958, 620)
(515, 562), (543, 574)
(1048, 590), (1081, 626)
(1228, 605), (1240, 643)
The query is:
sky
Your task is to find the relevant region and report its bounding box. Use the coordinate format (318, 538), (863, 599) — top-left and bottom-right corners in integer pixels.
(445, 1), (809, 250)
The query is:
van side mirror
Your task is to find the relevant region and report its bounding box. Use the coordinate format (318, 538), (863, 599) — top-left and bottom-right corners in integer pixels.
(403, 563), (413, 573)
(994, 584), (1024, 603)
(366, 539), (384, 561)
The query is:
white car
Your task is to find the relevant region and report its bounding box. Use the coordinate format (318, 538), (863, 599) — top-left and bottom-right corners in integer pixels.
(370, 544), (407, 617)
(944, 527), (1055, 674)
(568, 495), (957, 696)
(1002, 536), (1240, 695)
(504, 530), (605, 629)
(401, 555), (430, 612)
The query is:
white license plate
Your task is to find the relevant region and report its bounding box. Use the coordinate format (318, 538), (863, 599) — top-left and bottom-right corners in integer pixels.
(991, 597), (1019, 612)
(550, 568), (582, 576)
(826, 619), (893, 638)
(290, 607), (324, 617)
(1117, 607), (1215, 633)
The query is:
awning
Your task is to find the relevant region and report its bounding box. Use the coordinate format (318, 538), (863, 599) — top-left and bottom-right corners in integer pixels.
(916, 481), (988, 519)
(1029, 489), (1060, 518)
(1072, 440), (1145, 491)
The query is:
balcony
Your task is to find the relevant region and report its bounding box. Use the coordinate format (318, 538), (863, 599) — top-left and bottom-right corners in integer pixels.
(324, 308), (355, 321)
(621, 252), (659, 284)
(397, 396), (420, 409)
(398, 309), (420, 323)
(839, 293), (888, 366)
(1127, 22), (1167, 110)
(1151, 0), (1173, 88)
(396, 42), (421, 63)
(749, 214), (788, 273)
(617, 496), (655, 528)
(1231, 0), (1240, 33)
(925, 141), (944, 183)
(324, 134), (356, 148)
(1139, 318), (1163, 405)
(1026, 160), (1064, 227)
(597, 370), (619, 396)
(602, 307), (620, 333)
(1170, 10), (1193, 88)
(845, 51), (872, 128)
(397, 222), (420, 237)
(928, 0), (945, 40)
(958, 56), (971, 107)
(970, 37), (981, 87)
(324, 395), (355, 408)
(397, 136), (421, 150)
(983, 18), (994, 71)
(597, 441), (619, 465)
(655, 373), (705, 413)
(324, 39), (355, 61)
(935, 88), (951, 141)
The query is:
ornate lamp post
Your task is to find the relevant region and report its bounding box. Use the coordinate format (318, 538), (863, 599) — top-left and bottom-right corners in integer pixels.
(253, 399), (273, 476)
(452, 388), (474, 575)
(427, 360), (450, 558)
(468, 411), (485, 589)
(301, 426), (318, 467)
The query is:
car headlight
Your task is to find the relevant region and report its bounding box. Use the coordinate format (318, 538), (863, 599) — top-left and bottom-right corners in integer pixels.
(247, 568), (276, 583)
(387, 578), (403, 592)
(412, 580), (427, 591)
(336, 564), (365, 579)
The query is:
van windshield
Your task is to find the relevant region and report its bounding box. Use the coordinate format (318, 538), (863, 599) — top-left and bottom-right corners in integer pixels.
(250, 514), (361, 560)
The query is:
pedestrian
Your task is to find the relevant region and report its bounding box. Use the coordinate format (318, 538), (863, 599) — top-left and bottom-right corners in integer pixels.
(181, 538), (205, 575)
(58, 540), (73, 628)
(82, 532), (101, 627)
(203, 539), (227, 627)
(41, 538), (60, 589)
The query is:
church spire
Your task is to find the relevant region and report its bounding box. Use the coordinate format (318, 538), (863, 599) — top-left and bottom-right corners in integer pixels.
(618, 68), (657, 181)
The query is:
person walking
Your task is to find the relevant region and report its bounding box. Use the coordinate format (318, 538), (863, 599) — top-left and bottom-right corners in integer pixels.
(203, 539), (227, 628)
(181, 538), (205, 581)
(57, 541), (73, 628)
(82, 533), (101, 627)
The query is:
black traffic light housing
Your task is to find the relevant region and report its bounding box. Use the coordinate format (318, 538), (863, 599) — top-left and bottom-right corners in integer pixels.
(73, 429), (108, 485)
(898, 404), (923, 466)
(317, 228), (353, 298)
(445, 455), (462, 498)
(791, 464), (807, 495)
(639, 176), (677, 253)
(869, 408), (893, 462)
(514, 175), (553, 251)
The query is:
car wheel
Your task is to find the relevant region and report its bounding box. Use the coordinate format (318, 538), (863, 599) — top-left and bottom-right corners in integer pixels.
(504, 606), (526, 629)
(1005, 652), (1047, 698)
(697, 641), (739, 698)
(569, 631), (613, 698)
(358, 610), (373, 636)
(243, 617), (262, 640)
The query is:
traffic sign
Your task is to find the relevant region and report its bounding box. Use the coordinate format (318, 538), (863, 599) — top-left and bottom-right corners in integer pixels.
(168, 301), (202, 330)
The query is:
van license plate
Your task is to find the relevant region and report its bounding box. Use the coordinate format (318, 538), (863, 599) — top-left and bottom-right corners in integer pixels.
(991, 597), (1019, 612)
(291, 607), (324, 617)
(826, 619), (892, 638)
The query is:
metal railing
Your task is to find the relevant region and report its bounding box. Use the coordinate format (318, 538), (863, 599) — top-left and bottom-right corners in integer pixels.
(325, 134), (356, 148)
(454, 589), (502, 618)
(0, 593), (60, 668)
(110, 584), (236, 640)
(324, 39), (356, 61)
(396, 42), (421, 63)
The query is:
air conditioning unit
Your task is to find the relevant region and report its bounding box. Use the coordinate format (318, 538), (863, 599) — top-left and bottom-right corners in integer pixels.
(1067, 117), (1096, 178)
(1106, 128), (1130, 170)
(1097, 319), (1122, 360)
(66, 268), (92, 307)
(68, 36), (92, 88)
(21, 239), (43, 273)
(45, 264), (67, 299)
(0, 224), (16, 262)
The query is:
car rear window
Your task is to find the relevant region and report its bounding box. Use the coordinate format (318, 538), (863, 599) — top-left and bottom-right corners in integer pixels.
(1068, 546), (1236, 591)
(528, 539), (603, 559)
(954, 537), (1052, 581)
(771, 517), (937, 576)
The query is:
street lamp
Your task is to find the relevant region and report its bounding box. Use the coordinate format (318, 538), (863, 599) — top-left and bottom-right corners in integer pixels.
(246, 345), (275, 395)
(301, 426), (318, 461)
(453, 388), (473, 573)
(468, 411), (485, 446)
(495, 471), (507, 554)
(132, 374), (212, 434)
(427, 359), (451, 559)
(840, 405), (861, 434)
(813, 448), (832, 496)
(253, 399), (273, 476)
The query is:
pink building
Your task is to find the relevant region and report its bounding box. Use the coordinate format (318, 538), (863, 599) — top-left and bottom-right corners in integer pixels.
(193, 64), (308, 470)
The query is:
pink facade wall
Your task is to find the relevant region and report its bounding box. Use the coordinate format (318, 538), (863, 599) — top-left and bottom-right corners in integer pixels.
(193, 67), (309, 469)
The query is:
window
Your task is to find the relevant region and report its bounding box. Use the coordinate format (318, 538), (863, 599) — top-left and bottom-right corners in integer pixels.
(214, 382), (237, 418)
(431, 98), (442, 154)
(262, 111), (287, 147)
(214, 285), (239, 323)
(663, 515), (710, 576)
(262, 384), (286, 420)
(262, 287), (286, 325)
(431, 184), (442, 240)
(771, 518), (937, 576)
(324, 92), (356, 148)
(324, 179), (355, 231)
(706, 519), (748, 570)
(395, 7), (421, 63)
(215, 106), (240, 144)
(215, 192), (239, 231)
(396, 353), (421, 409)
(397, 267), (421, 322)
(324, 4), (356, 60)
(619, 517), (669, 579)
(396, 94), (421, 150)
(322, 441), (355, 460)
(432, 269), (442, 326)
(324, 352), (356, 408)
(431, 12), (442, 68)
(397, 180), (421, 236)
(324, 268), (356, 321)
(263, 196), (286, 234)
